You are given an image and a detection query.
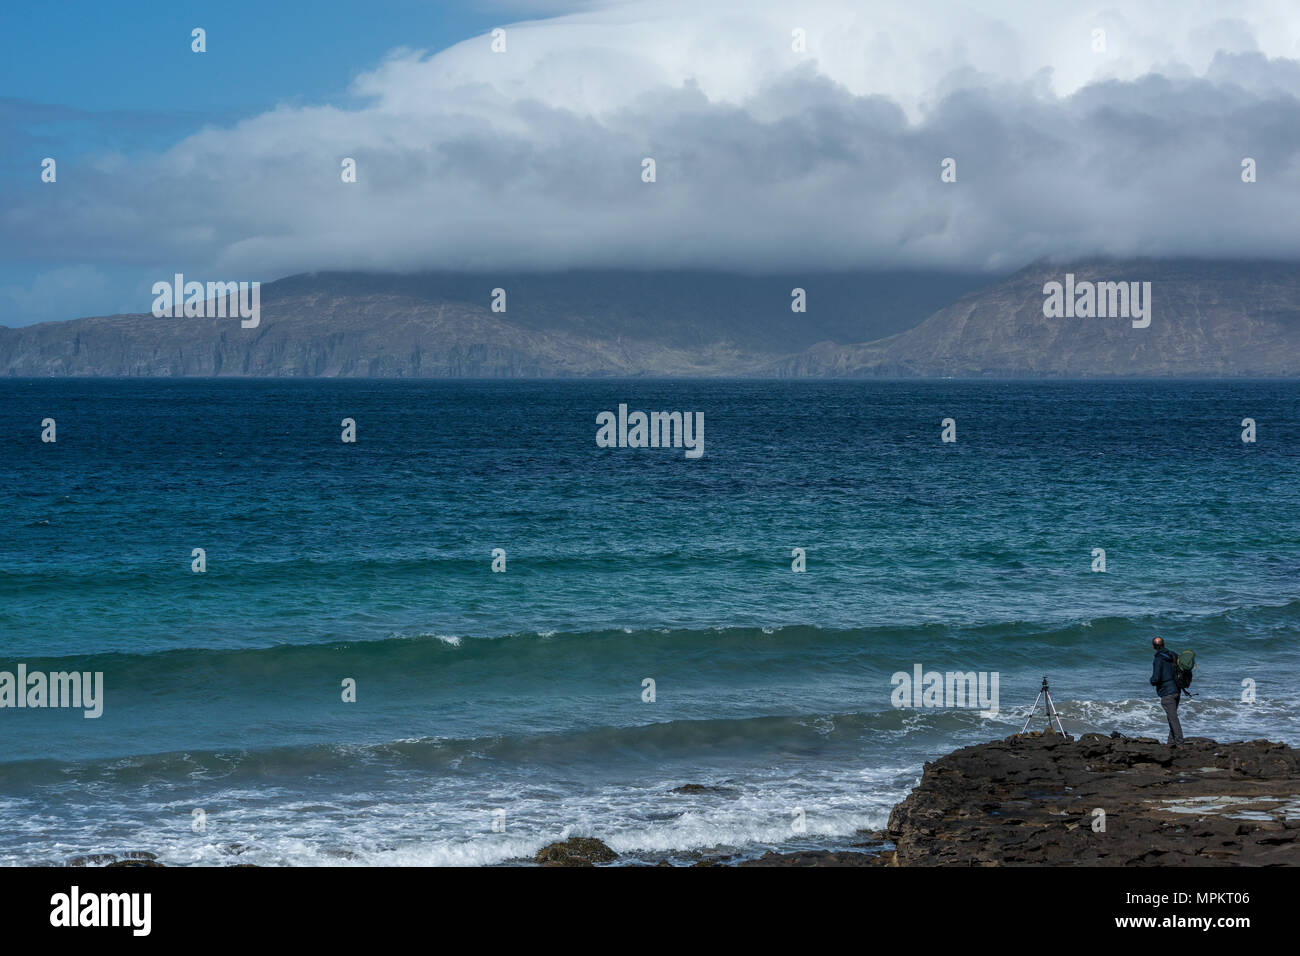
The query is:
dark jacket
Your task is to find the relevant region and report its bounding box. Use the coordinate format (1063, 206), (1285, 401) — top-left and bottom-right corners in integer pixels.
(1151, 649), (1180, 698)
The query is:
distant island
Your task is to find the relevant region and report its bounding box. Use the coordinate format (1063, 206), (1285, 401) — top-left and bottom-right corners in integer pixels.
(2, 260), (1298, 378)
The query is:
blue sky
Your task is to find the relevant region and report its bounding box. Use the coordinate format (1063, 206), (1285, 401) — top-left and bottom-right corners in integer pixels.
(0, 1), (519, 114)
(0, 1), (559, 323)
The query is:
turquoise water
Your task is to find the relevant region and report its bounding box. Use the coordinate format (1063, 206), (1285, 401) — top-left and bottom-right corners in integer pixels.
(1, 379), (1297, 865)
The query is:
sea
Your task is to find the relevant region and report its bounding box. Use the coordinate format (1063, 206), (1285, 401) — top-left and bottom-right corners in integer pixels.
(1, 378), (1297, 866)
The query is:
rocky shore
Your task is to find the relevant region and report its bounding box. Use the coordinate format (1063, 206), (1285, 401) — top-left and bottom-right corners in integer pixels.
(531, 733), (1299, 867)
(884, 732), (1298, 866)
(59, 733), (1299, 867)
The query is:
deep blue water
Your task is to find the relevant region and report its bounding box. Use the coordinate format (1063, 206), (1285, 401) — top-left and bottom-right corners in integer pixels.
(1, 379), (1297, 865)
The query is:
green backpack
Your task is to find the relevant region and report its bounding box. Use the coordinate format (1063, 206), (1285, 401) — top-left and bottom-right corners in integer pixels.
(1173, 649), (1196, 691)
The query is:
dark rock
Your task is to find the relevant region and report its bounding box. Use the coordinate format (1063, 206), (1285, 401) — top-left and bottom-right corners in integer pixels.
(67, 851), (159, 867)
(737, 850), (885, 867)
(887, 734), (1300, 866)
(853, 828), (888, 842)
(105, 860), (165, 867)
(533, 837), (618, 867)
(670, 783), (738, 795)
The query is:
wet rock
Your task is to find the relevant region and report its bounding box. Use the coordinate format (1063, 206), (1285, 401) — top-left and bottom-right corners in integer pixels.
(533, 837), (618, 867)
(670, 783), (738, 796)
(67, 851), (158, 867)
(686, 851), (736, 866)
(736, 850), (884, 867)
(887, 733), (1300, 866)
(850, 828), (890, 848)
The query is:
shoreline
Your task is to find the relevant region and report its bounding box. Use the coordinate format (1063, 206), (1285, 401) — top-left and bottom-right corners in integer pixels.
(531, 733), (1300, 867)
(45, 732), (1300, 868)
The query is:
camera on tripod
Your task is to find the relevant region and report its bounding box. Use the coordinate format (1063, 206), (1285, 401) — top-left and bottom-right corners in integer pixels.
(1019, 676), (1069, 737)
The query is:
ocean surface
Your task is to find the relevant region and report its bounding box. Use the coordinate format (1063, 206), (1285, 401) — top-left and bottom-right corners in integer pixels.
(1, 379), (1298, 866)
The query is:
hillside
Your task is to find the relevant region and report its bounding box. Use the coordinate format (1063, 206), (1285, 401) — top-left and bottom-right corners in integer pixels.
(770, 260), (1300, 378)
(0, 269), (978, 378)
(2, 261), (1298, 377)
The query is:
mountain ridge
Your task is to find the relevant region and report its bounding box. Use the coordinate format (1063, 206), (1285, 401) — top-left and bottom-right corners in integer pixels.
(1, 260), (1297, 377)
(765, 259), (1300, 378)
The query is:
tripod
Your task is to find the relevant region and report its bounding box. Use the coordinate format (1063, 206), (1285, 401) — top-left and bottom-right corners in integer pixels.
(1020, 676), (1067, 736)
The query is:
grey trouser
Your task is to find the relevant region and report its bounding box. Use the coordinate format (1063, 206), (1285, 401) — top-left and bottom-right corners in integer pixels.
(1160, 694), (1184, 745)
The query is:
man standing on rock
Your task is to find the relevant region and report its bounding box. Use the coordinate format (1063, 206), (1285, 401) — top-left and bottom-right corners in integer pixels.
(1150, 636), (1185, 746)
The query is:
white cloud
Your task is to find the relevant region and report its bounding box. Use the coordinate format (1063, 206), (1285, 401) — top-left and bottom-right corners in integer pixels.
(6, 0), (1300, 287)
